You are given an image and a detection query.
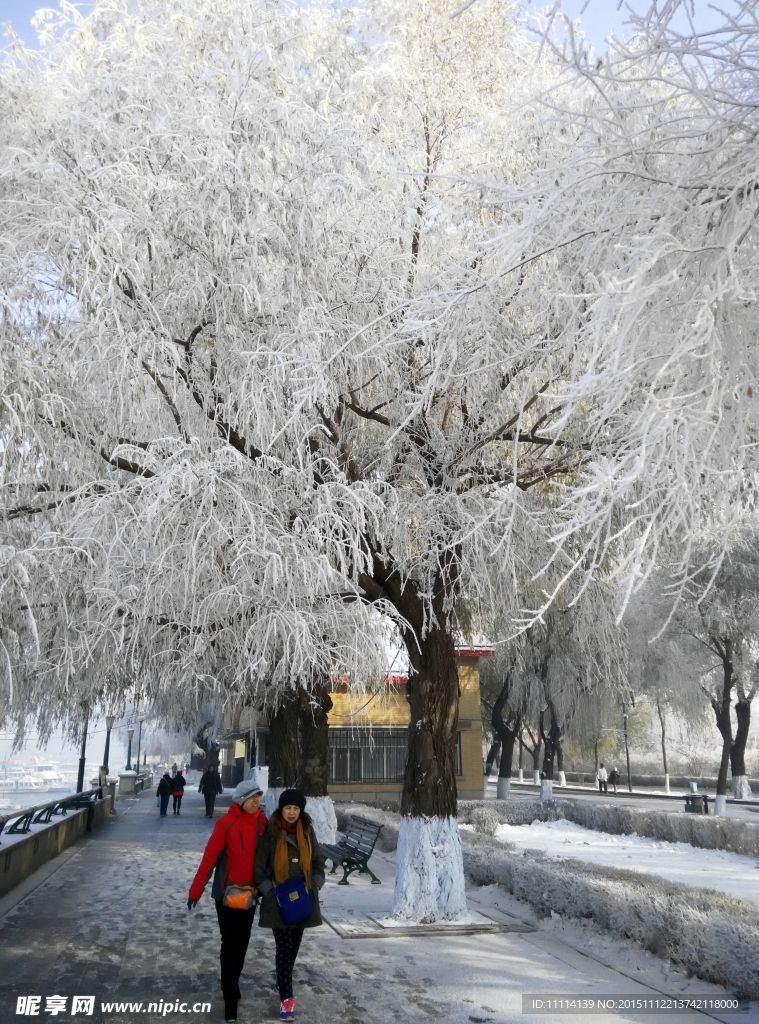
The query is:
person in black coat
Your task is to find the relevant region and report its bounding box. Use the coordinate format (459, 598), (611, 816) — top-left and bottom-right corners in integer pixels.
(198, 765), (224, 817)
(254, 789), (325, 1022)
(156, 772), (172, 817)
(171, 770), (186, 815)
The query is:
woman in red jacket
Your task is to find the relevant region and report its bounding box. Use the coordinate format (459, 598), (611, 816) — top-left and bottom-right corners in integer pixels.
(188, 779), (267, 1024)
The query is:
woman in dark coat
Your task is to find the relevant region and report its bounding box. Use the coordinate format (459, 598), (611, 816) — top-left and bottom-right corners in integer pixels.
(199, 765), (224, 817)
(254, 789), (325, 1022)
(156, 772), (172, 817)
(188, 780), (267, 1024)
(171, 769), (186, 815)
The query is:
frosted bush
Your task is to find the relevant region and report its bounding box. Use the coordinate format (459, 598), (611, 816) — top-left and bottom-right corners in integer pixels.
(459, 829), (759, 997)
(470, 805), (501, 836)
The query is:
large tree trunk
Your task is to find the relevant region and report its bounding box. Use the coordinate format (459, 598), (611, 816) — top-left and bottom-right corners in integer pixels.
(730, 696), (753, 800)
(297, 680), (336, 842)
(521, 727), (541, 783)
(267, 683), (337, 843)
(556, 737), (566, 787)
(656, 697), (670, 793)
(193, 721), (220, 770)
(298, 681), (333, 798)
(539, 704), (561, 801)
(491, 678), (520, 799)
(391, 621), (466, 921)
(711, 643), (734, 815)
(401, 623), (460, 818)
(361, 553), (465, 922)
(267, 693), (301, 789)
(484, 737), (501, 775)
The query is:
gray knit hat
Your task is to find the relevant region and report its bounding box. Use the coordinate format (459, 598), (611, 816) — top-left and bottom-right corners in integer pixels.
(231, 778), (264, 805)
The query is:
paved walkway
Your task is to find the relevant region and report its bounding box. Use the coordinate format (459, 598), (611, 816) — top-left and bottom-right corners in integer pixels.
(0, 790), (752, 1024)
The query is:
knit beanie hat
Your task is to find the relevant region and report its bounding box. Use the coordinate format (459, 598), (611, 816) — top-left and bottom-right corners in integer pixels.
(231, 778), (264, 805)
(278, 788), (306, 812)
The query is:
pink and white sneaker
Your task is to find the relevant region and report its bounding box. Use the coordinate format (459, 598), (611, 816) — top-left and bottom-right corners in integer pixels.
(279, 998), (295, 1020)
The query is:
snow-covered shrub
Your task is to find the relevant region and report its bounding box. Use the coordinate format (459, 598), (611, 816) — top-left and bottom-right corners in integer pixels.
(459, 799), (562, 827)
(470, 805), (501, 836)
(460, 830), (759, 997)
(552, 800), (759, 856)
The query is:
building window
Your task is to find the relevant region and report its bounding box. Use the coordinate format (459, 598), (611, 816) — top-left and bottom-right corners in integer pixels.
(329, 728), (462, 783)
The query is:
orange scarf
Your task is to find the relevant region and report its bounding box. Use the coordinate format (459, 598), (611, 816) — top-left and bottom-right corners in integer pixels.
(274, 818), (312, 890)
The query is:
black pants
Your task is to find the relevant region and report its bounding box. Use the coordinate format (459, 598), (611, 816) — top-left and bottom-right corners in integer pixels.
(215, 901), (255, 1010)
(203, 792), (216, 816)
(159, 794), (170, 816)
(273, 927), (304, 1001)
(598, 780), (608, 793)
(172, 793), (183, 813)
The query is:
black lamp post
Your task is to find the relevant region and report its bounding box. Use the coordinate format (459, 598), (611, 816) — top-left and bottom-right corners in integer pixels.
(126, 727), (134, 771)
(76, 707), (89, 794)
(102, 715), (115, 775)
(135, 718), (144, 777)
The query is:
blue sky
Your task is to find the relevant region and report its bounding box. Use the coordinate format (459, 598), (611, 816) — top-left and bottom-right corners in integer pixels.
(1, 1), (730, 52)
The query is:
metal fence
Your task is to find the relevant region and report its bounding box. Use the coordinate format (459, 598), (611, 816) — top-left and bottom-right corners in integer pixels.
(0, 788), (103, 845)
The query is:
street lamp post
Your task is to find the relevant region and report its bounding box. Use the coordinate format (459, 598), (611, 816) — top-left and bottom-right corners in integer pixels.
(76, 707), (89, 794)
(135, 718), (144, 777)
(102, 715), (115, 775)
(126, 727), (135, 771)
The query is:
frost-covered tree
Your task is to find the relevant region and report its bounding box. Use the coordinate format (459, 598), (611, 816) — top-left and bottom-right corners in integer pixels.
(626, 591), (712, 793)
(3, 0), (759, 921)
(628, 536), (759, 810)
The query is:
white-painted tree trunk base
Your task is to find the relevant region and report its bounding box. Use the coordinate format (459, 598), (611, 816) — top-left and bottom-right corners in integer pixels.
(713, 794), (728, 816)
(558, 771), (566, 787)
(392, 816), (467, 923)
(664, 774), (670, 794)
(532, 770), (540, 785)
(303, 795), (338, 844)
(731, 775), (753, 800)
(540, 779), (553, 802)
(518, 769), (524, 783)
(262, 786), (283, 820)
(496, 777), (511, 799)
(260, 788), (337, 842)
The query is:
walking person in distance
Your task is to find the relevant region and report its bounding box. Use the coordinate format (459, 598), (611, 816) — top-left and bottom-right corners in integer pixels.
(188, 779), (268, 1024)
(255, 788), (325, 1021)
(171, 766), (186, 814)
(596, 763), (608, 794)
(156, 772), (172, 817)
(199, 764), (224, 818)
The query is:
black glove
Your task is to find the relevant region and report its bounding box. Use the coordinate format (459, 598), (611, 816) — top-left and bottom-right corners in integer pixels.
(187, 898), (198, 911)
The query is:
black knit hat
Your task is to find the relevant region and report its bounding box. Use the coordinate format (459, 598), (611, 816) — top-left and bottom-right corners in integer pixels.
(278, 788), (306, 812)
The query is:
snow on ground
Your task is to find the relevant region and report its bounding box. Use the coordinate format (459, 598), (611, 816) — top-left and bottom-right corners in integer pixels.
(488, 818), (759, 906)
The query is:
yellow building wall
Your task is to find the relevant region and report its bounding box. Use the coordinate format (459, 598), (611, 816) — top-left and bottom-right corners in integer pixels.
(327, 654), (485, 801)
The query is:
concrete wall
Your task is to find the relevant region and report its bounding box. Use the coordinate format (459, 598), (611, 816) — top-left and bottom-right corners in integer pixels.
(0, 800), (107, 899)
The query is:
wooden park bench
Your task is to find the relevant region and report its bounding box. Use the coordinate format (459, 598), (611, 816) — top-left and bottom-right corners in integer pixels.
(323, 816), (384, 885)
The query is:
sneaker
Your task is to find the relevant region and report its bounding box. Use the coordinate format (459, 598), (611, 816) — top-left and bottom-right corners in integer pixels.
(225, 1000), (238, 1023)
(279, 997), (295, 1020)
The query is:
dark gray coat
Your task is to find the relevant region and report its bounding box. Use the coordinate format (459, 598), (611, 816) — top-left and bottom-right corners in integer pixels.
(254, 810), (325, 929)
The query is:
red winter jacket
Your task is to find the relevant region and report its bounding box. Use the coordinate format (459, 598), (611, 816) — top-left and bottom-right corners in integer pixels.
(189, 802), (267, 903)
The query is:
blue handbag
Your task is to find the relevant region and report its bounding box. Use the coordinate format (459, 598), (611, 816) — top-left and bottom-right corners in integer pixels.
(273, 876), (313, 925)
